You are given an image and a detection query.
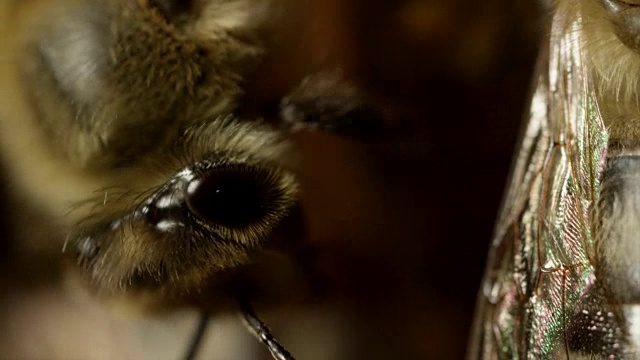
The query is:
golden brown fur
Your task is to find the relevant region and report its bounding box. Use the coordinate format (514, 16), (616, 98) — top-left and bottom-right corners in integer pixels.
(0, 0), (303, 304)
(558, 0), (640, 142)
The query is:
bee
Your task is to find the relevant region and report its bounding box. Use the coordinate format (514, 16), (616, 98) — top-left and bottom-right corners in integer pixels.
(468, 0), (640, 358)
(2, 0), (291, 298)
(0, 0), (382, 358)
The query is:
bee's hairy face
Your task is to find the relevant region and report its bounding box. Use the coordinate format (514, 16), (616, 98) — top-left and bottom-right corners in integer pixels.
(1, 0), (304, 300)
(72, 161), (298, 296)
(67, 118), (300, 297)
(16, 0), (277, 168)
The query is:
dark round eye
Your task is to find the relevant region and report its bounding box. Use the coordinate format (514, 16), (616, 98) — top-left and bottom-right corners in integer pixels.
(146, 0), (195, 23)
(185, 166), (279, 228)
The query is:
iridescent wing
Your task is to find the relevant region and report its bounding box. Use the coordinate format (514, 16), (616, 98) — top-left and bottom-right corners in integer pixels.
(467, 12), (628, 359)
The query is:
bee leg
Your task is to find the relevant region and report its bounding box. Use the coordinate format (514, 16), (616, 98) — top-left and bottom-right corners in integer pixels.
(279, 72), (386, 141)
(183, 312), (210, 360)
(239, 299), (295, 360)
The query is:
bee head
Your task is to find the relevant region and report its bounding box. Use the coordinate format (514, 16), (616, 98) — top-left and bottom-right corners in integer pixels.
(65, 117), (301, 300)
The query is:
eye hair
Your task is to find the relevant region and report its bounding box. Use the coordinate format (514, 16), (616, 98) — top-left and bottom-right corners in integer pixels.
(67, 113), (296, 223)
(145, 114), (296, 185)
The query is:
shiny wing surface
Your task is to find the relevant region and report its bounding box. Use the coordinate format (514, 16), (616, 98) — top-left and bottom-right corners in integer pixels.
(468, 13), (619, 359)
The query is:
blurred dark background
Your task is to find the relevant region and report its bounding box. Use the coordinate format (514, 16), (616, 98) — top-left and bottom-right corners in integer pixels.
(0, 0), (545, 358)
(246, 0), (546, 358)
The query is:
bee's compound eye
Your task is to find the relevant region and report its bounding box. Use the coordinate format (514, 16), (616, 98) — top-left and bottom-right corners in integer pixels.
(185, 166), (277, 229)
(142, 0), (194, 22)
(602, 0), (640, 51)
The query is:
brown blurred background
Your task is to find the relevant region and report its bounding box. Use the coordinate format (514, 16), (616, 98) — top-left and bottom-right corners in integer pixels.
(246, 1), (544, 358)
(0, 0), (545, 359)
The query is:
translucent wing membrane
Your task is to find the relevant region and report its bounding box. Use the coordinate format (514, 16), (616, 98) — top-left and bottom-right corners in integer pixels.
(468, 13), (621, 359)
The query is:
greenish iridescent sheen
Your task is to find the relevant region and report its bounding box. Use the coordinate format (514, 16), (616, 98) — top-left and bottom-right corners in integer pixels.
(468, 12), (623, 359)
